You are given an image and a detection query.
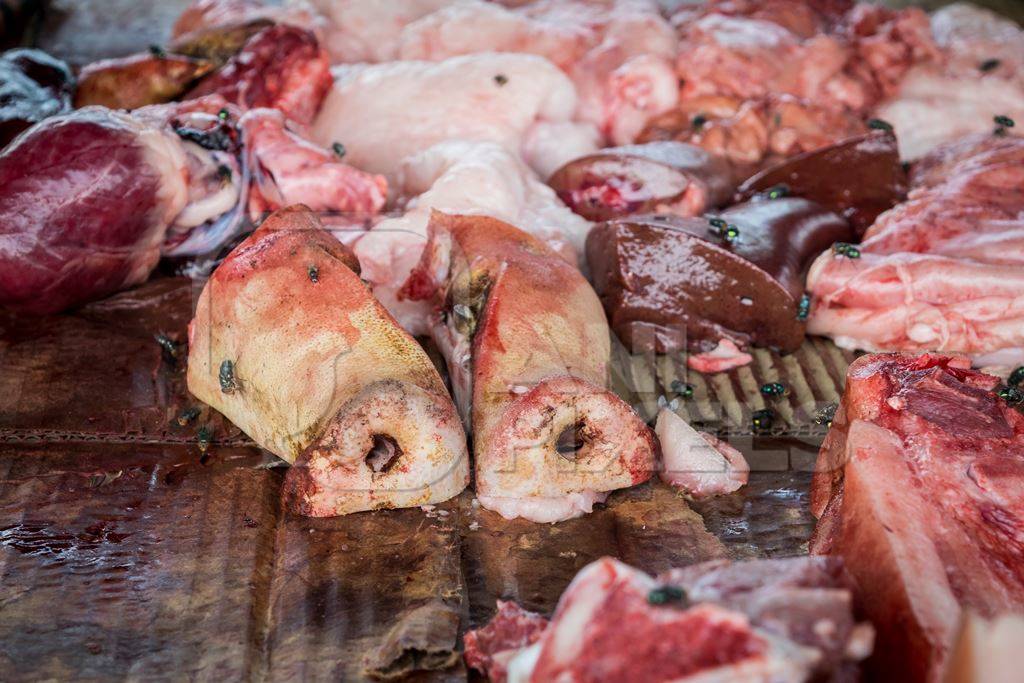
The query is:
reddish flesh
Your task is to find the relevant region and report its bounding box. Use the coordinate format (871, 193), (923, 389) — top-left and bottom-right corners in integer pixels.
(463, 601), (548, 683)
(810, 353), (1024, 682)
(0, 111), (171, 314)
(187, 25), (332, 126)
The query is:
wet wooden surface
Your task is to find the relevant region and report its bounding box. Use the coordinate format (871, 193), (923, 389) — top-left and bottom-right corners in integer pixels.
(4, 1), (1016, 680)
(0, 276), (816, 681)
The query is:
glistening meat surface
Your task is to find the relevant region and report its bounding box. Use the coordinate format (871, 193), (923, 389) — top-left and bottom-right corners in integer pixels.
(0, 102), (249, 314)
(464, 556), (872, 682)
(810, 354), (1024, 681)
(351, 140), (590, 337)
(402, 212), (655, 523)
(807, 134), (1024, 365)
(186, 206), (469, 516)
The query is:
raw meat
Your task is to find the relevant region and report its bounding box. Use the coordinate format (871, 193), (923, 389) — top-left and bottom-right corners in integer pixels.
(587, 199), (852, 354)
(946, 613), (1024, 683)
(186, 24), (332, 126)
(736, 130), (907, 235)
(0, 103), (244, 313)
(655, 409), (749, 497)
(463, 601), (549, 683)
(547, 141), (733, 221)
(351, 140), (590, 336)
(672, 0), (937, 114)
(402, 212), (655, 523)
(873, 3), (1024, 160)
(807, 134), (1024, 365)
(310, 53), (599, 180)
(686, 339), (755, 374)
(297, 0), (455, 64)
(639, 93), (868, 177)
(74, 53), (214, 110)
(241, 107), (387, 219)
(464, 555), (872, 682)
(393, 0), (679, 144)
(186, 206), (470, 515)
(810, 353), (1024, 681)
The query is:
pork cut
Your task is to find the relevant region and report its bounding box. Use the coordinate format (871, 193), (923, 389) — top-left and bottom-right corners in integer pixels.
(874, 3), (1024, 160)
(309, 53), (600, 181)
(402, 212), (655, 523)
(187, 206), (470, 515)
(807, 134), (1024, 366)
(463, 556), (873, 682)
(810, 353), (1024, 681)
(351, 139), (590, 337)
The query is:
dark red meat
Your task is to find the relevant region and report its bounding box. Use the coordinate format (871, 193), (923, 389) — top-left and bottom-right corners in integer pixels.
(737, 130), (907, 235)
(186, 24), (331, 126)
(810, 353), (1024, 682)
(0, 109), (181, 314)
(587, 198), (852, 353)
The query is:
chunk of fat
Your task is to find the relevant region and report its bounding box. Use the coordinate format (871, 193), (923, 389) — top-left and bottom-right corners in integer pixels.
(352, 140), (591, 335)
(874, 66), (1024, 160)
(310, 53), (596, 181)
(476, 491), (609, 524)
(946, 613), (1024, 683)
(296, 0), (455, 63)
(655, 409), (749, 498)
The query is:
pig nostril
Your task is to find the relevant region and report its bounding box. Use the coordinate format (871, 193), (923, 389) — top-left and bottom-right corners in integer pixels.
(365, 434), (402, 473)
(555, 421), (588, 460)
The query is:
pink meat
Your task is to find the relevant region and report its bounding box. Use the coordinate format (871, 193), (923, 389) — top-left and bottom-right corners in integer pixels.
(808, 134), (1024, 365)
(656, 409), (750, 498)
(241, 108), (387, 220)
(463, 601), (549, 683)
(672, 0), (937, 115)
(810, 353), (1024, 681)
(687, 339), (754, 374)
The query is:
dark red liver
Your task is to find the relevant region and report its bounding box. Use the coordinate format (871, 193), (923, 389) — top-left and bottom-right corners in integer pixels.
(587, 198), (852, 353)
(736, 131), (907, 235)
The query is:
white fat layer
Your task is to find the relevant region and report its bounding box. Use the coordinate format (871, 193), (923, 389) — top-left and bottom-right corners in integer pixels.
(477, 491), (608, 523)
(505, 642), (542, 683)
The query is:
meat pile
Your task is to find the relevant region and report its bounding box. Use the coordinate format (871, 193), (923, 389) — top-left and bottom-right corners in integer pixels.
(464, 556), (873, 682)
(808, 133), (1024, 367)
(640, 0), (937, 175)
(811, 353), (1024, 681)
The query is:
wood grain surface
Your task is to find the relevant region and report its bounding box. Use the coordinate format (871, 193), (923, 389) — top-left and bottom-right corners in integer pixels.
(2, 1), (1019, 680)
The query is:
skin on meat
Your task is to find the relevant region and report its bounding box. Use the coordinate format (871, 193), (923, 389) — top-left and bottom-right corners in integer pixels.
(352, 140), (590, 337)
(402, 211), (655, 523)
(807, 134), (1024, 365)
(187, 206), (469, 516)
